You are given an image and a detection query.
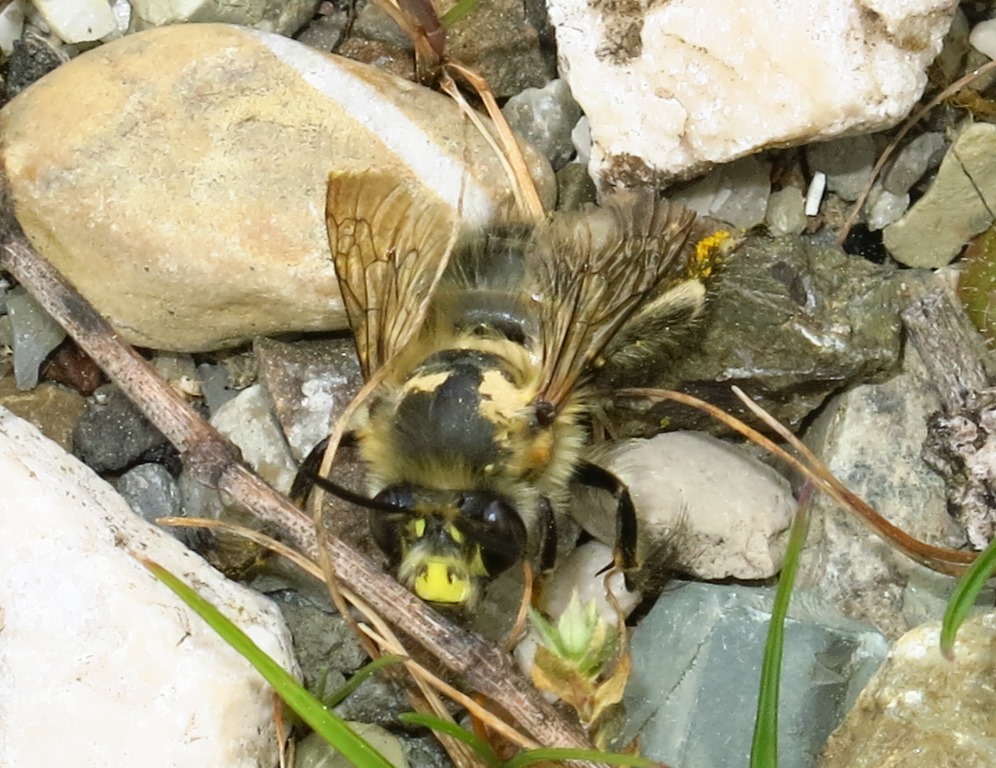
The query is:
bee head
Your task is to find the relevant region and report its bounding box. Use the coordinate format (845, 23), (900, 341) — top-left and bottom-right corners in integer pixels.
(370, 484), (527, 609)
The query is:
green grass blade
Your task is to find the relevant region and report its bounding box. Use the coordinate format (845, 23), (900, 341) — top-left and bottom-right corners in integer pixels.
(141, 558), (397, 768)
(940, 535), (996, 658)
(323, 654), (406, 709)
(398, 712), (502, 767)
(750, 485), (812, 768)
(503, 747), (658, 768)
(440, 0), (480, 27)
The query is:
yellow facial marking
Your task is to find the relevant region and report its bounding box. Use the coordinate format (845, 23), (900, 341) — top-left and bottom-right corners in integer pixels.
(448, 524), (464, 544)
(415, 559), (470, 604)
(412, 518), (426, 538)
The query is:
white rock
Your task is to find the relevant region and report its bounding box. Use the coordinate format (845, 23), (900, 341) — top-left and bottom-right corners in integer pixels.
(129, 0), (318, 37)
(573, 432), (795, 581)
(548, 0), (958, 187)
(212, 383), (297, 494)
(30, 0), (116, 43)
(541, 541), (641, 624)
(969, 18), (996, 60)
(0, 0), (27, 54)
(0, 406), (298, 768)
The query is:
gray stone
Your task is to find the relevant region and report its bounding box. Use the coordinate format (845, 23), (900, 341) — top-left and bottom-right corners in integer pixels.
(798, 344), (967, 638)
(262, 588), (368, 694)
(622, 581), (888, 768)
(608, 235), (905, 436)
(882, 132), (946, 195)
(765, 186), (807, 236)
(670, 154), (771, 229)
(806, 134), (877, 202)
(115, 462), (182, 527)
(5, 286), (66, 390)
(819, 612), (996, 767)
(503, 79), (583, 170)
(865, 187), (910, 231)
(884, 122), (996, 267)
(254, 337), (363, 463)
(73, 384), (173, 473)
(444, 0), (552, 97)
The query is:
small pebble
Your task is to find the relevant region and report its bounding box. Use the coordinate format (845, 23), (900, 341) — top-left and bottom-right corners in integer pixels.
(670, 154), (771, 229)
(865, 186), (910, 231)
(881, 132), (946, 196)
(73, 384), (174, 472)
(571, 115), (591, 166)
(805, 171), (826, 216)
(765, 186), (807, 236)
(5, 31), (71, 98)
(6, 286), (66, 391)
(115, 463), (183, 529)
(32, 0), (116, 43)
(806, 134), (876, 202)
(502, 79), (582, 170)
(969, 18), (996, 60)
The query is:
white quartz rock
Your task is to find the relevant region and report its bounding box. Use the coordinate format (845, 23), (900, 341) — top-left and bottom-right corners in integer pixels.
(30, 0), (116, 42)
(0, 405), (298, 768)
(573, 432), (795, 581)
(548, 0), (958, 187)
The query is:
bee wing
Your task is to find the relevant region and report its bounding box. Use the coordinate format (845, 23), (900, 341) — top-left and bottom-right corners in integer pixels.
(528, 189), (697, 408)
(326, 172), (458, 378)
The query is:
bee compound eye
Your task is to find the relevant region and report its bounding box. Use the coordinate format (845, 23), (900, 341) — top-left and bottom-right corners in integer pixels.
(460, 494), (527, 576)
(369, 484), (416, 562)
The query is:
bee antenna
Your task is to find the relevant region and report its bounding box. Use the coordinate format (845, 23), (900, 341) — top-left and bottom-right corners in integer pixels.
(302, 472), (409, 516)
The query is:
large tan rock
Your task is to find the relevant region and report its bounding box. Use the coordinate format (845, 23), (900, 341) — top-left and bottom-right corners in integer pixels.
(0, 24), (554, 351)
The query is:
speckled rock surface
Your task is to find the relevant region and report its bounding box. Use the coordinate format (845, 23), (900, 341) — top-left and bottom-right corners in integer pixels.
(819, 612), (996, 767)
(0, 24), (555, 352)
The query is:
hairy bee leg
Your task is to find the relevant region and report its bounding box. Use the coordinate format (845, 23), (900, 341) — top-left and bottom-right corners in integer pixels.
(538, 497), (558, 572)
(572, 461), (639, 572)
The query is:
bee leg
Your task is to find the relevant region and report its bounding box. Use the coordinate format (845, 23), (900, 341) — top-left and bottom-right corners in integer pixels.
(538, 497), (558, 572)
(289, 435), (329, 506)
(289, 433), (358, 506)
(572, 461), (639, 573)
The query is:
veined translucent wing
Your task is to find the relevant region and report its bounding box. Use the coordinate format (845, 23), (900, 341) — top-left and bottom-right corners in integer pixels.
(526, 189), (698, 410)
(326, 171), (458, 378)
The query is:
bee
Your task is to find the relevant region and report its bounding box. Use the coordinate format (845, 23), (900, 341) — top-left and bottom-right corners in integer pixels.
(295, 171), (723, 610)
